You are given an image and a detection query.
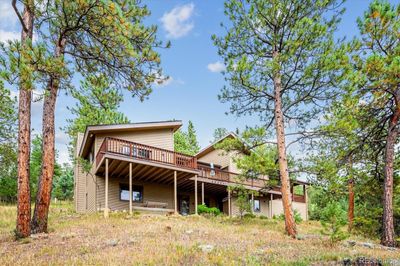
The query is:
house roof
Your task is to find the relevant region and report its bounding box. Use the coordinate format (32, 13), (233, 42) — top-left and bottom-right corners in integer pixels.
(78, 120), (182, 158)
(195, 132), (238, 159)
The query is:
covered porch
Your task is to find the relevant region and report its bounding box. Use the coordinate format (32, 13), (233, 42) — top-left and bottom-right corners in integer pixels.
(95, 137), (201, 217)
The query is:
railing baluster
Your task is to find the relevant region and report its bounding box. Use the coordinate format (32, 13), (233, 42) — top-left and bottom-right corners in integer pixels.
(96, 137), (198, 170)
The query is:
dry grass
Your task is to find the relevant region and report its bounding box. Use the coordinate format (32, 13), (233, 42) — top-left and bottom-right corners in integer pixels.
(0, 202), (399, 265)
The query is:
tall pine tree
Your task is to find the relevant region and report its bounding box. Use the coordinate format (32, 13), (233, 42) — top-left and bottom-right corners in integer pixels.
(174, 120), (200, 155)
(30, 0), (166, 233)
(64, 74), (129, 159)
(213, 0), (345, 237)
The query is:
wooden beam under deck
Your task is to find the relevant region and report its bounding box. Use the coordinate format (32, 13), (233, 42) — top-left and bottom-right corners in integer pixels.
(111, 160), (128, 177)
(107, 159), (120, 174)
(142, 167), (166, 182)
(134, 165), (153, 180)
(156, 170), (174, 184)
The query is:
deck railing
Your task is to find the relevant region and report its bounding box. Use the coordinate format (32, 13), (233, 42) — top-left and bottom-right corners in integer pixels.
(96, 137), (197, 170)
(197, 165), (267, 188)
(197, 165), (306, 202)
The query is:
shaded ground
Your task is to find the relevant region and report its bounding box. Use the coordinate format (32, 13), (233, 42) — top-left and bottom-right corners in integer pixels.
(0, 202), (398, 265)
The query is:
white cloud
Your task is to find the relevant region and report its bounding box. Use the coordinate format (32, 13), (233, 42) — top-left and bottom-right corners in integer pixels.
(207, 61), (225, 73)
(0, 29), (20, 42)
(160, 3), (195, 39)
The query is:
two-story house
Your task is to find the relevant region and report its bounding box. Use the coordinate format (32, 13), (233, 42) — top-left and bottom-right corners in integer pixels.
(74, 120), (308, 219)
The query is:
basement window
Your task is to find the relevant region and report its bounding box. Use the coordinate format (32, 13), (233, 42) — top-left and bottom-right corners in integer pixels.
(119, 184), (143, 202)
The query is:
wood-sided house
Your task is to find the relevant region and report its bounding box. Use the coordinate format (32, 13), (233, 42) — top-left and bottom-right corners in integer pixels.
(74, 121), (308, 219)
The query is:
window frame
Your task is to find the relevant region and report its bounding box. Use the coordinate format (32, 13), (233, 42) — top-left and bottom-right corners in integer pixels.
(119, 184), (143, 203)
(253, 199), (261, 213)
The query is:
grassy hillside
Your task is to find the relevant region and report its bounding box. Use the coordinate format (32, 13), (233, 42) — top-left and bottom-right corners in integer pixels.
(0, 202), (398, 265)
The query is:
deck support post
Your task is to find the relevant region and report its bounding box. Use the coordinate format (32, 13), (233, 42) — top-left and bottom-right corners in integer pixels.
(304, 185), (308, 220)
(195, 175), (198, 215)
(201, 182), (205, 205)
(269, 193), (273, 218)
(174, 171), (178, 215)
(251, 192), (254, 214)
(228, 189), (231, 217)
(104, 158), (109, 218)
(129, 163), (132, 215)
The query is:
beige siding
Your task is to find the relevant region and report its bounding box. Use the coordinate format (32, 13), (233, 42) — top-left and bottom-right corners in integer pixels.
(270, 200), (308, 220)
(94, 128), (174, 156)
(231, 195), (270, 217)
(198, 149), (230, 169)
(86, 163), (97, 212)
(97, 176), (175, 211)
(74, 133), (88, 213)
(198, 149), (246, 175)
(228, 151), (242, 173)
(96, 175), (220, 214)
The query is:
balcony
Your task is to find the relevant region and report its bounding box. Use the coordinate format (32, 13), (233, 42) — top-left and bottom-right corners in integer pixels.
(96, 137), (197, 171)
(197, 165), (267, 188)
(197, 165), (306, 203)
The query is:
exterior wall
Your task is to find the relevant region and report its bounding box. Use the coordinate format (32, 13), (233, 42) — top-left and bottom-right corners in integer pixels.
(75, 127), (175, 213)
(197, 149), (230, 169)
(228, 151), (242, 173)
(230, 195), (270, 217)
(97, 176), (175, 211)
(270, 199), (308, 220)
(96, 176), (219, 214)
(198, 148), (244, 175)
(75, 133), (87, 213)
(94, 128), (174, 156)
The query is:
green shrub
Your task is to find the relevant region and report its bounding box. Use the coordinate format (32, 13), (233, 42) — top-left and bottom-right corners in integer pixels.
(275, 210), (302, 224)
(244, 213), (256, 219)
(294, 210), (303, 224)
(259, 215), (268, 220)
(198, 204), (221, 216)
(320, 202), (348, 246)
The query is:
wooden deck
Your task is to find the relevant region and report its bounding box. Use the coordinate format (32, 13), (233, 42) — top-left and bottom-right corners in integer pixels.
(96, 137), (197, 170)
(95, 137), (306, 203)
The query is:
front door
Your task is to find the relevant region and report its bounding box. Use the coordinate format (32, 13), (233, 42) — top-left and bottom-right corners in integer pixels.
(179, 195), (190, 215)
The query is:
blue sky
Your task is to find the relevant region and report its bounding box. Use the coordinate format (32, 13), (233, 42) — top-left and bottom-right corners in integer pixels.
(0, 0), (397, 165)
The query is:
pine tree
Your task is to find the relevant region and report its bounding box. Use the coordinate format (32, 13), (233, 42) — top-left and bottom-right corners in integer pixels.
(211, 128), (229, 143)
(174, 120), (200, 155)
(213, 0), (345, 237)
(0, 81), (18, 202)
(0, 0), (36, 238)
(347, 0), (400, 246)
(31, 0), (166, 233)
(64, 74), (130, 159)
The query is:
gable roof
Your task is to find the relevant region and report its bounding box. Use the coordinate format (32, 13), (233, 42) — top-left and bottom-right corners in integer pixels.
(195, 132), (238, 159)
(79, 120), (182, 158)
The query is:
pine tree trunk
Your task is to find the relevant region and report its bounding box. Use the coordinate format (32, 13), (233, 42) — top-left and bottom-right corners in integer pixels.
(272, 51), (297, 238)
(16, 1), (34, 238)
(31, 40), (65, 234)
(381, 115), (398, 247)
(348, 178), (354, 232)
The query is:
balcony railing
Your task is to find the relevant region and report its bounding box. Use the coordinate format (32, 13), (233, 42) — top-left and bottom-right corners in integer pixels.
(96, 137), (197, 170)
(197, 165), (266, 188)
(197, 165), (306, 202)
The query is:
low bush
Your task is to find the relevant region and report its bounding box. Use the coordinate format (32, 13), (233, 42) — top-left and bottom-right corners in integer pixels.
(275, 210), (303, 224)
(198, 204), (221, 216)
(243, 213), (256, 219)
